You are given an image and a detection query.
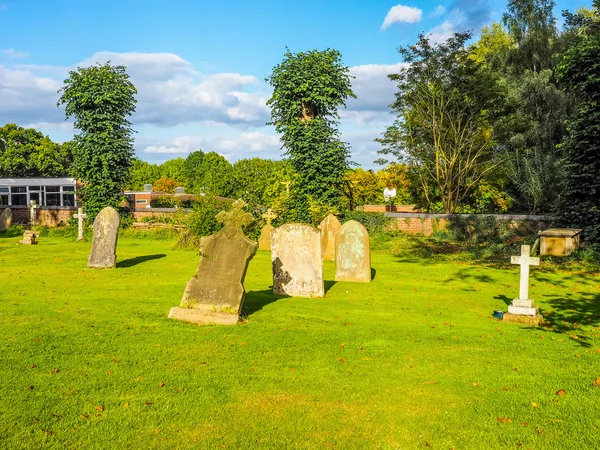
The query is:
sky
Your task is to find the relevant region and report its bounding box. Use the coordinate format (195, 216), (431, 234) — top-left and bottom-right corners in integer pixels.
(0, 0), (593, 169)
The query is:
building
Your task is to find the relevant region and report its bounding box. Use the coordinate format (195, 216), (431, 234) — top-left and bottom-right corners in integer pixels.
(0, 177), (77, 207)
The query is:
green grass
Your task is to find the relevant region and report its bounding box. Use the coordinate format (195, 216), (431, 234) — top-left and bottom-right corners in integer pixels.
(0, 232), (599, 449)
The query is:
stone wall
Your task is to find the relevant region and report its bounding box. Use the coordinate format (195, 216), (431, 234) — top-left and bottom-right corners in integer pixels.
(0, 206), (75, 227)
(362, 204), (422, 213)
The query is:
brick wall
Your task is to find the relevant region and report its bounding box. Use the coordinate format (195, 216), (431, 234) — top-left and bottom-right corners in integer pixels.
(362, 204), (422, 213)
(0, 207), (75, 227)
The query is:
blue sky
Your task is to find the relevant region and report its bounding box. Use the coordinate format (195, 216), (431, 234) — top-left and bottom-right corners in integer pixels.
(0, 0), (592, 168)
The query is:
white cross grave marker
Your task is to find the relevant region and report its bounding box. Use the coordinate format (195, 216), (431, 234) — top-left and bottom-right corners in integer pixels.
(262, 208), (277, 226)
(511, 245), (540, 301)
(73, 207), (87, 241)
(28, 200), (39, 225)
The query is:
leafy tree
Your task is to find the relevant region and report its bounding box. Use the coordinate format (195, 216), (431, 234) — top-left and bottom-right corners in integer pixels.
(153, 177), (178, 194)
(159, 158), (187, 187)
(0, 124), (74, 177)
(377, 33), (505, 213)
(231, 158), (295, 207)
(555, 3), (600, 243)
(185, 150), (205, 193)
(266, 48), (355, 222)
(58, 62), (137, 219)
(197, 152), (234, 197)
(468, 23), (516, 71)
(125, 158), (161, 191)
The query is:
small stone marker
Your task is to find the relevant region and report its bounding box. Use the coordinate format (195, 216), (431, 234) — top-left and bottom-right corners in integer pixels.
(20, 230), (38, 245)
(168, 199), (258, 325)
(538, 228), (582, 256)
(271, 223), (324, 298)
(0, 208), (12, 231)
(73, 208), (88, 241)
(258, 208), (278, 251)
(335, 220), (371, 283)
(319, 214), (341, 261)
(504, 245), (542, 325)
(29, 200), (39, 225)
(87, 207), (120, 269)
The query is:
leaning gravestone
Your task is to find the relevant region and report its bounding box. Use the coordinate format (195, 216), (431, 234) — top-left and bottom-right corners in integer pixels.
(87, 207), (120, 268)
(168, 199), (258, 325)
(0, 208), (12, 231)
(319, 214), (341, 261)
(258, 208), (277, 251)
(271, 223), (324, 298)
(335, 220), (371, 283)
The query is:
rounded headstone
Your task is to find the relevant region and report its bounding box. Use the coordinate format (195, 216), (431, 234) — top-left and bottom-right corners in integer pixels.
(88, 207), (120, 268)
(335, 220), (371, 283)
(319, 214), (341, 261)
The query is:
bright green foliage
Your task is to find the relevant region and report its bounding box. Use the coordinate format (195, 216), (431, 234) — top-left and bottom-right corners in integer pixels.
(266, 48), (355, 222)
(0, 124), (74, 177)
(378, 33), (504, 214)
(231, 158), (294, 207)
(58, 62), (137, 219)
(125, 158), (161, 191)
(556, 4), (600, 243)
(182, 150), (233, 197)
(184, 150), (205, 193)
(469, 23), (516, 71)
(158, 158), (187, 186)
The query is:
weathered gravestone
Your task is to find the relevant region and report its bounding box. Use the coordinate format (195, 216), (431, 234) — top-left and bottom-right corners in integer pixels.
(20, 230), (38, 245)
(73, 208), (88, 241)
(319, 214), (341, 261)
(335, 220), (371, 283)
(503, 245), (542, 325)
(271, 223), (324, 298)
(168, 199), (258, 325)
(87, 207), (120, 269)
(28, 200), (39, 225)
(258, 208), (277, 251)
(0, 208), (12, 231)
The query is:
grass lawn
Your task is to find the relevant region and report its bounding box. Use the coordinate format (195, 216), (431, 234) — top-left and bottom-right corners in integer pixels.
(0, 232), (599, 449)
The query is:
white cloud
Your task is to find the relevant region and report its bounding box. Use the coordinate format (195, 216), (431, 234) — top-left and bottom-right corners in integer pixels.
(427, 21), (458, 44)
(2, 49), (29, 59)
(381, 5), (422, 30)
(430, 5), (446, 17)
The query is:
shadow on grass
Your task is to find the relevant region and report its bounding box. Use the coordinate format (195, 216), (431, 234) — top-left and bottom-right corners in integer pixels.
(325, 280), (337, 293)
(371, 267), (377, 280)
(117, 254), (167, 268)
(242, 289), (288, 316)
(494, 294), (512, 306)
(530, 292), (600, 348)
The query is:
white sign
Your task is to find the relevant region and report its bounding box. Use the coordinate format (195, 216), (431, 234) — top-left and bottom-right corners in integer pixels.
(383, 188), (397, 200)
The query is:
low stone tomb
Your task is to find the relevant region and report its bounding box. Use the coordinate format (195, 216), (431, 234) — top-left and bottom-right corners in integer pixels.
(0, 208), (12, 231)
(503, 245), (543, 325)
(168, 199), (258, 325)
(88, 207), (120, 269)
(335, 220), (371, 283)
(271, 223), (324, 298)
(538, 228), (582, 256)
(20, 230), (38, 245)
(258, 208), (277, 251)
(319, 214), (341, 261)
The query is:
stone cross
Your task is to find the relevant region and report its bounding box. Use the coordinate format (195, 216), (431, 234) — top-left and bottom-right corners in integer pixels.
(511, 245), (540, 301)
(28, 200), (39, 225)
(216, 199), (254, 238)
(262, 208), (277, 226)
(73, 207), (87, 241)
(280, 181), (291, 196)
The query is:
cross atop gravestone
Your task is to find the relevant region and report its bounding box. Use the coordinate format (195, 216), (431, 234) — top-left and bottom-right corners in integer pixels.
(29, 200), (39, 225)
(73, 207), (87, 241)
(216, 199), (254, 238)
(510, 245), (540, 301)
(262, 208), (277, 226)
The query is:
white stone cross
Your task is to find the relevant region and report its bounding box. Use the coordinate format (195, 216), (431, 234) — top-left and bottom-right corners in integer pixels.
(29, 200), (39, 225)
(511, 245), (540, 300)
(262, 208), (277, 226)
(73, 207), (87, 241)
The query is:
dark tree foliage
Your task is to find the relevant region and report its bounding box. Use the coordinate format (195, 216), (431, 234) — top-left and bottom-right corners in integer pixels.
(266, 48), (355, 222)
(555, 4), (600, 243)
(58, 62), (137, 219)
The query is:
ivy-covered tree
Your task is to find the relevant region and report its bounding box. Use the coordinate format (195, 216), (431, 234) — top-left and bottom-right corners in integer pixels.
(266, 48), (355, 222)
(556, 3), (600, 243)
(58, 62), (137, 219)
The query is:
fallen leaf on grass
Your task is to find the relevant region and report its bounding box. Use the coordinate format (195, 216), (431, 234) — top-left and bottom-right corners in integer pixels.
(27, 386), (33, 391)
(51, 368), (59, 373)
(124, 403), (129, 408)
(520, 422), (527, 427)
(95, 406), (104, 412)
(145, 401), (152, 405)
(472, 383), (479, 387)
(107, 371), (113, 375)
(159, 383), (165, 388)
(30, 364), (36, 369)
(423, 381), (438, 385)
(498, 417), (512, 423)
(502, 387), (510, 391)
(538, 430), (546, 435)
(339, 358), (345, 363)
(593, 378), (600, 387)
(531, 402), (539, 407)
(555, 389), (565, 396)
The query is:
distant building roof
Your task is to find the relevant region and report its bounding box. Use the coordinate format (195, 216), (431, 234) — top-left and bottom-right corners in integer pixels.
(0, 177), (76, 186)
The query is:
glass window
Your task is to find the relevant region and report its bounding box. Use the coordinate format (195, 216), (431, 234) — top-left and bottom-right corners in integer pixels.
(63, 186), (75, 192)
(11, 187), (26, 193)
(46, 193), (61, 206)
(62, 193), (75, 206)
(0, 187), (9, 193)
(28, 186), (41, 191)
(11, 194), (27, 205)
(46, 186), (60, 193)
(136, 199), (148, 204)
(0, 195), (8, 205)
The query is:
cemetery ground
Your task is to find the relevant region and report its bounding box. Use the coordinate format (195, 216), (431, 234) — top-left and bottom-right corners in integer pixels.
(0, 232), (599, 449)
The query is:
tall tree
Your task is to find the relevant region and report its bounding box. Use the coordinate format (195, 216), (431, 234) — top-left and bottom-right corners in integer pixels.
(266, 48), (355, 222)
(377, 33), (505, 213)
(0, 124), (74, 177)
(159, 158), (187, 187)
(555, 3), (600, 243)
(185, 150), (205, 193)
(58, 62), (137, 219)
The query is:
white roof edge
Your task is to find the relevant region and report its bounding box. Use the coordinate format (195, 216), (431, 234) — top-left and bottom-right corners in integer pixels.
(0, 178), (77, 186)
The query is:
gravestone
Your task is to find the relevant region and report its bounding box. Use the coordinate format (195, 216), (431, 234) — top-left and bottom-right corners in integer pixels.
(168, 199), (258, 325)
(0, 208), (12, 231)
(319, 214), (341, 261)
(20, 230), (38, 245)
(29, 200), (39, 225)
(503, 245), (543, 325)
(73, 207), (87, 241)
(87, 207), (120, 269)
(258, 208), (277, 251)
(335, 220), (371, 283)
(271, 223), (324, 298)
(538, 228), (582, 256)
